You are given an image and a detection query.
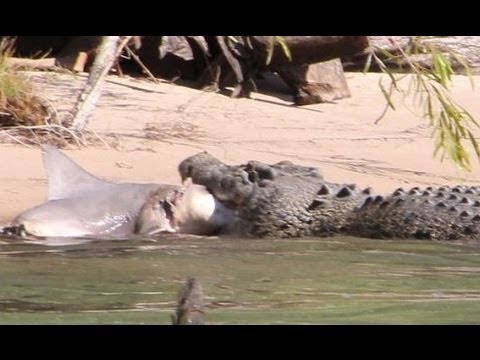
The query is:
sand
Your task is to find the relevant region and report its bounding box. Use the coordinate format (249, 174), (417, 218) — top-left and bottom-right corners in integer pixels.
(1, 71), (480, 224)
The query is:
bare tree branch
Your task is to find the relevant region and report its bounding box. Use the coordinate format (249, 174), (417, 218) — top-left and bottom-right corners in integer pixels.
(70, 36), (124, 131)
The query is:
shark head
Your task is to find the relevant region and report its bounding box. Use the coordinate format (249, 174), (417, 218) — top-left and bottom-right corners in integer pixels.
(135, 188), (180, 235)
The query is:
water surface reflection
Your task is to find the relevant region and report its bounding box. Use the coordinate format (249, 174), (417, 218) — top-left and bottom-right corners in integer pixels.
(1, 234), (480, 324)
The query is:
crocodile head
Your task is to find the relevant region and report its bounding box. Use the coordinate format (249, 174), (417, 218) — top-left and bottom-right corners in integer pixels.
(177, 152), (364, 238)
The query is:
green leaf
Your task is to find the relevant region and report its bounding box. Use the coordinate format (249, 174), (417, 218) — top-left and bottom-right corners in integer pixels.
(378, 80), (396, 111)
(451, 52), (475, 90)
(265, 36), (292, 66)
(362, 53), (373, 73)
(375, 46), (400, 61)
(373, 54), (398, 90)
(432, 51), (452, 89)
(265, 37), (274, 65)
(371, 37), (478, 170)
(227, 36), (240, 44)
(468, 130), (480, 161)
(275, 36), (292, 62)
(425, 94), (434, 124)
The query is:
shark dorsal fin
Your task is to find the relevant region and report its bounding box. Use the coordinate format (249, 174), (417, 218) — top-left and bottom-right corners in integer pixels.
(42, 145), (115, 200)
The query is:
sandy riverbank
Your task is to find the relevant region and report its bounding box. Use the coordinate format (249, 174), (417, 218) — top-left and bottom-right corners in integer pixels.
(1, 71), (480, 224)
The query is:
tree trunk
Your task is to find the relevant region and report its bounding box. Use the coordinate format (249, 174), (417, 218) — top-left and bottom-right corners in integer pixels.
(70, 36), (120, 131)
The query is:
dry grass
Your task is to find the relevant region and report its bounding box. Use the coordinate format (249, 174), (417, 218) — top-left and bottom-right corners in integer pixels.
(0, 38), (56, 128)
(0, 38), (112, 149)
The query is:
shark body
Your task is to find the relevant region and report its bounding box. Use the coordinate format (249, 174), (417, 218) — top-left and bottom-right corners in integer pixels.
(5, 146), (233, 239)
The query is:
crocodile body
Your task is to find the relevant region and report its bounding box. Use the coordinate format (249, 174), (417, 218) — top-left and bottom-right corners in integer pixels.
(345, 185), (480, 241)
(178, 152), (480, 241)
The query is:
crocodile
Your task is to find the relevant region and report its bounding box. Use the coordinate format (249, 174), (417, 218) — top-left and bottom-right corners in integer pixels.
(178, 152), (480, 242)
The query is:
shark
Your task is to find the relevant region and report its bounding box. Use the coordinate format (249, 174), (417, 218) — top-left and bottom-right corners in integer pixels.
(2, 145), (233, 240)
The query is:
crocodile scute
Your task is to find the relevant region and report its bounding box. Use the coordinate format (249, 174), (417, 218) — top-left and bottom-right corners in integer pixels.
(178, 152), (480, 242)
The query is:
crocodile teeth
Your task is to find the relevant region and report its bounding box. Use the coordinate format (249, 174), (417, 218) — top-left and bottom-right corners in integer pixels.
(460, 197), (470, 204)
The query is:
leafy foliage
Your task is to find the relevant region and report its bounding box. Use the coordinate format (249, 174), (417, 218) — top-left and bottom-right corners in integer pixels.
(265, 36), (292, 65)
(0, 38), (27, 101)
(365, 37), (479, 171)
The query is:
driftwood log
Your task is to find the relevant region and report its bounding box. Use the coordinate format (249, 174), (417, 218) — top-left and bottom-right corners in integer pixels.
(4, 36), (137, 73)
(197, 36), (369, 105)
(250, 36), (369, 68)
(244, 36), (368, 104)
(5, 57), (58, 71)
(171, 277), (206, 325)
(3, 36), (370, 106)
(138, 36), (369, 104)
(277, 58), (352, 105)
(3, 37), (102, 72)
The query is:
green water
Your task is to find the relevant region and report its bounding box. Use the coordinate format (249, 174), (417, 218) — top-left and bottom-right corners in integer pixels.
(1, 235), (480, 324)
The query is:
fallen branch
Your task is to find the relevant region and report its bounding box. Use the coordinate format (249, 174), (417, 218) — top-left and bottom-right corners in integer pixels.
(0, 123), (86, 146)
(0, 123), (112, 149)
(4, 57), (59, 71)
(124, 45), (160, 84)
(69, 36), (123, 132)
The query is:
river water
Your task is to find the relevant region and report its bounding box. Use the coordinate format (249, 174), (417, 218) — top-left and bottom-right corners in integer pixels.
(1, 234), (480, 324)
